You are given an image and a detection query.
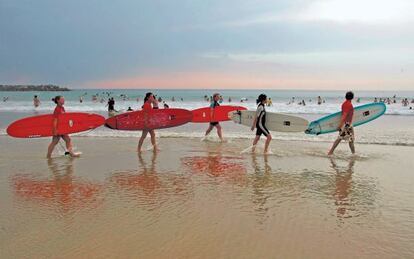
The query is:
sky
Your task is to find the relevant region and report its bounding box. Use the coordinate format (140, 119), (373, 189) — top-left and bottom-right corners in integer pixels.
(1, 0), (413, 90)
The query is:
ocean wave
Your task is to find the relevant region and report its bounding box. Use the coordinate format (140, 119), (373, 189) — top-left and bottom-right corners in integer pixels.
(2, 128), (413, 147)
(1, 100), (413, 116)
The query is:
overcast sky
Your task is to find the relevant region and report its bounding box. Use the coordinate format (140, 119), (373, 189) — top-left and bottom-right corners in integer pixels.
(1, 0), (413, 90)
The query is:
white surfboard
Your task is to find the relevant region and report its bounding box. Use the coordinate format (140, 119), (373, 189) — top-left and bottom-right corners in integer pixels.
(229, 110), (309, 132)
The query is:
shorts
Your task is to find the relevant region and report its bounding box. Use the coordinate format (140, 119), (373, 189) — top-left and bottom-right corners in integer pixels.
(256, 124), (270, 137)
(210, 122), (219, 126)
(338, 123), (354, 142)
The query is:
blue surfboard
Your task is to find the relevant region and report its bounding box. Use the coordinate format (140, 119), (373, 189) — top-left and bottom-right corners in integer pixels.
(305, 102), (386, 135)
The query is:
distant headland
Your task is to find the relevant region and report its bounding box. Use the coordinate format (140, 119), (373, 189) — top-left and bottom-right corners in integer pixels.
(0, 84), (70, 91)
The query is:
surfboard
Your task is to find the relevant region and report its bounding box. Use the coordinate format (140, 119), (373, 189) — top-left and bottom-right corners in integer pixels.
(229, 110), (309, 132)
(105, 108), (193, 130)
(7, 113), (105, 138)
(191, 105), (247, 123)
(305, 102), (386, 135)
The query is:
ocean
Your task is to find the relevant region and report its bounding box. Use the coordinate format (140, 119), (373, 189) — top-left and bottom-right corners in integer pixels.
(1, 89), (414, 146)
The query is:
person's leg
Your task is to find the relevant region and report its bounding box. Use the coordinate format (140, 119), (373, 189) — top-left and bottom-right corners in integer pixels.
(252, 135), (260, 152)
(138, 130), (149, 152)
(149, 130), (158, 150)
(349, 127), (355, 154)
(205, 124), (214, 136)
(349, 142), (355, 154)
(47, 136), (60, 158)
(264, 134), (272, 153)
(62, 135), (73, 153)
(62, 135), (80, 157)
(328, 138), (341, 155)
(216, 124), (223, 141)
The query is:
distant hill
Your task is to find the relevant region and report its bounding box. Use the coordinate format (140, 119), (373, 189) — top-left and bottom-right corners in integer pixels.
(0, 85), (70, 91)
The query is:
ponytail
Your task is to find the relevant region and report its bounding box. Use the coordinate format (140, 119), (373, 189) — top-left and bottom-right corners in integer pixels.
(52, 95), (62, 104)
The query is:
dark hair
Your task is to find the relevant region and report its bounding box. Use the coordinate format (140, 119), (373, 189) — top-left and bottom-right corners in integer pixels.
(256, 94), (267, 104)
(52, 95), (62, 104)
(34, 95), (37, 98)
(144, 92), (153, 103)
(345, 91), (354, 100)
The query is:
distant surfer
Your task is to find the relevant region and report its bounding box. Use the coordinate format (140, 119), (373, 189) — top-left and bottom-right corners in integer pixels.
(328, 91), (355, 156)
(251, 94), (272, 154)
(47, 96), (79, 158)
(204, 93), (224, 142)
(317, 96), (322, 105)
(33, 95), (41, 108)
(267, 98), (273, 106)
(138, 92), (159, 153)
(107, 97), (116, 116)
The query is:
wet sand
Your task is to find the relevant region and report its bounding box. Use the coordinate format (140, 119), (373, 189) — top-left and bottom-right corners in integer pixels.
(1, 136), (414, 258)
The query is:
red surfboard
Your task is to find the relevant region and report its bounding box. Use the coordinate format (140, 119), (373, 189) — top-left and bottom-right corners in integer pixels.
(191, 105), (247, 123)
(105, 108), (193, 130)
(7, 113), (105, 138)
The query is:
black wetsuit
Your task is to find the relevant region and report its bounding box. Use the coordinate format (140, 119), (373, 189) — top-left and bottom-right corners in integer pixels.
(256, 103), (269, 136)
(108, 99), (115, 111)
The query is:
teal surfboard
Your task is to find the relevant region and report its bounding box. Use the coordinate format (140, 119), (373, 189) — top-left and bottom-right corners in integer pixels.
(305, 102), (386, 135)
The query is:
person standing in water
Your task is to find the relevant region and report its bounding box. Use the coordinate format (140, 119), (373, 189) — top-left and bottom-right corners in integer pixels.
(138, 92), (159, 153)
(47, 96), (79, 158)
(328, 91), (355, 156)
(251, 94), (272, 153)
(33, 95), (40, 108)
(204, 93), (224, 141)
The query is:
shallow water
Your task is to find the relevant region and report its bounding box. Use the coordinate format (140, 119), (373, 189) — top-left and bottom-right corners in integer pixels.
(1, 136), (414, 258)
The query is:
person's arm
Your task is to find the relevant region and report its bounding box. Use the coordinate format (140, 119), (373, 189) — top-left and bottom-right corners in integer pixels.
(251, 117), (257, 131)
(144, 110), (148, 127)
(210, 102), (216, 120)
(52, 117), (58, 136)
(338, 111), (348, 130)
(152, 99), (159, 109)
(251, 107), (260, 131)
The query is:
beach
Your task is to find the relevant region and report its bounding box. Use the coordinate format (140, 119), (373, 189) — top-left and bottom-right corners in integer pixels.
(3, 0), (414, 257)
(1, 135), (414, 258)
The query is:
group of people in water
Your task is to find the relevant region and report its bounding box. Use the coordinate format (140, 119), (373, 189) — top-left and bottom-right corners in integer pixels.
(45, 91), (359, 157)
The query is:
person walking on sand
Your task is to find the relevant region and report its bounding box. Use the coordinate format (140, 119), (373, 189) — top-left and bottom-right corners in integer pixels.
(328, 91), (355, 156)
(47, 96), (79, 158)
(204, 93), (224, 141)
(33, 95), (41, 108)
(138, 92), (159, 153)
(251, 94), (272, 153)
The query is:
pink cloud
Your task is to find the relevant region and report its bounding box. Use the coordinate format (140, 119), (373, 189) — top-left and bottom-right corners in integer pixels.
(79, 71), (412, 90)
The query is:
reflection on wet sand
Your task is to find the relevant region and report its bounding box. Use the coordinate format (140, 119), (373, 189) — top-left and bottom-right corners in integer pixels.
(330, 157), (356, 219)
(250, 154), (275, 223)
(111, 152), (161, 197)
(181, 152), (247, 185)
(109, 151), (192, 208)
(11, 158), (103, 214)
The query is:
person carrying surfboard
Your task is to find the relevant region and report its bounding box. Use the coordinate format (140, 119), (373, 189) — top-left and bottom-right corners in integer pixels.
(138, 92), (159, 153)
(328, 91), (355, 156)
(204, 93), (224, 141)
(46, 96), (79, 158)
(251, 94), (272, 153)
